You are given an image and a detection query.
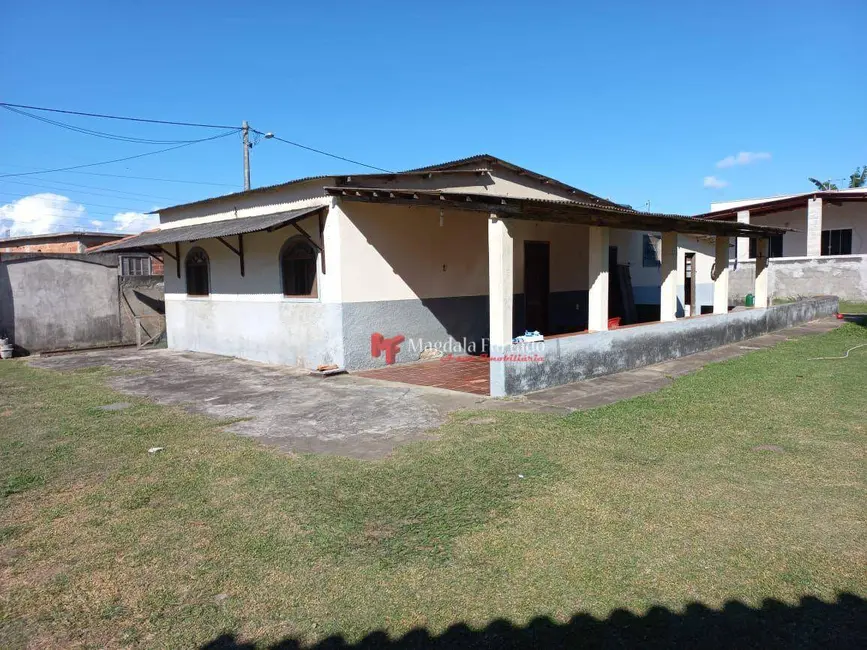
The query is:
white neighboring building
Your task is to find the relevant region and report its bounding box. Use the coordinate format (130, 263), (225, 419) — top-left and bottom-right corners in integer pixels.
(698, 189), (867, 301)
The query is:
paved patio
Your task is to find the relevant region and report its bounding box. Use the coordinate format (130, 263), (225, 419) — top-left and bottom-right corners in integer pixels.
(28, 349), (483, 459)
(355, 356), (490, 395)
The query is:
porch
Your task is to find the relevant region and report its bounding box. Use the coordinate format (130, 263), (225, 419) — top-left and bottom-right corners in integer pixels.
(328, 186), (796, 396)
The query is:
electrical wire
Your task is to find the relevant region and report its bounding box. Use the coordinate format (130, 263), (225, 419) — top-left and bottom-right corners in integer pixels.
(1, 178), (181, 203)
(0, 130), (238, 179)
(0, 190), (146, 213)
(255, 130), (393, 173)
(0, 164), (239, 188)
(51, 169), (238, 188)
(1, 102), (393, 176)
(0, 105), (223, 145)
(0, 102), (238, 130)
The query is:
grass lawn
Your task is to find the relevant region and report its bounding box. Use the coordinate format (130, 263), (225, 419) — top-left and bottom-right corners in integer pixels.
(1, 325), (866, 648)
(840, 300), (867, 314)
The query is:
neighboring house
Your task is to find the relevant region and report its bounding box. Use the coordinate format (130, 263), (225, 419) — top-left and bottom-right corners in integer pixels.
(0, 231), (129, 254)
(697, 189), (867, 301)
(94, 154), (828, 396)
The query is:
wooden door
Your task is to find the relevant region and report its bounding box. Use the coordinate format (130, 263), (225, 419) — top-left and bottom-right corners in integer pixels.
(524, 241), (550, 334)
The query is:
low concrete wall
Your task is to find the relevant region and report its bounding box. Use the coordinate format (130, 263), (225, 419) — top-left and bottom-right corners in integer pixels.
(0, 253), (167, 354)
(0, 253), (122, 353)
(730, 255), (867, 302)
(495, 296), (838, 396)
(165, 297), (345, 369)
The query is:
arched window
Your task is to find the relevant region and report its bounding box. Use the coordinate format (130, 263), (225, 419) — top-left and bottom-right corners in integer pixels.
(280, 237), (317, 297)
(185, 247), (210, 296)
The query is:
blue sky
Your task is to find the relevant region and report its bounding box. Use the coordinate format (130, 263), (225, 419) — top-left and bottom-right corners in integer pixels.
(1, 0), (864, 234)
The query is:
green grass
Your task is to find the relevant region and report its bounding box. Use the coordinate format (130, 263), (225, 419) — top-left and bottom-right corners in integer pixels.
(839, 300), (867, 314)
(1, 325), (866, 647)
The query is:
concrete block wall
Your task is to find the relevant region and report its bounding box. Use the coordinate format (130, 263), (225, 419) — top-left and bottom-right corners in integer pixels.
(730, 255), (866, 302)
(496, 296), (839, 395)
(1, 253), (123, 353)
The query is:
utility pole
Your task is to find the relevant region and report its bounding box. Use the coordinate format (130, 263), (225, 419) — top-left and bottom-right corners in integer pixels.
(242, 120), (251, 191)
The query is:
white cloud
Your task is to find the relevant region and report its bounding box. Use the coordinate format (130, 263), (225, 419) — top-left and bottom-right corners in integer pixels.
(112, 211), (158, 233)
(0, 193), (87, 237)
(703, 176), (729, 189)
(716, 151), (771, 168)
(0, 194), (158, 238)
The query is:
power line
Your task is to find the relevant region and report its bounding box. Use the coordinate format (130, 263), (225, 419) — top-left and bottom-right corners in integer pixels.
(2, 101), (394, 180)
(0, 130), (238, 179)
(0, 190), (146, 213)
(254, 129), (393, 173)
(51, 169), (239, 188)
(0, 105), (220, 145)
(0, 101), (238, 130)
(1, 178), (182, 203)
(0, 164), (239, 188)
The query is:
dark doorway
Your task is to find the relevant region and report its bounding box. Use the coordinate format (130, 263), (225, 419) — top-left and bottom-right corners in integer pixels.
(684, 252), (696, 317)
(608, 246), (622, 319)
(524, 241), (550, 334)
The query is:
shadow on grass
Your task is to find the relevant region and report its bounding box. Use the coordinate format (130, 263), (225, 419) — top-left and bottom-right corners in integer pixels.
(202, 593), (866, 649)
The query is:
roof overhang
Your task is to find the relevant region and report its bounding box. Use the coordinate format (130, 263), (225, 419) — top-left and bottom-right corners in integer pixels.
(89, 205), (328, 253)
(697, 189), (867, 220)
(324, 187), (789, 238)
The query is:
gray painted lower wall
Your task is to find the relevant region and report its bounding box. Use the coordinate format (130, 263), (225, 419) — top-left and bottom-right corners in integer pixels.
(165, 298), (344, 369)
(342, 295), (487, 370)
(730, 255), (867, 302)
(341, 291), (591, 371)
(494, 296), (839, 396)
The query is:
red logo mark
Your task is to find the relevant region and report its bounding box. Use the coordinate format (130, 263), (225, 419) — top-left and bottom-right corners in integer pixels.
(371, 332), (405, 365)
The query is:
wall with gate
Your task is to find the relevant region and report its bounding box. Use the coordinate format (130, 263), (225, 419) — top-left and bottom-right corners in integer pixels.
(0, 252), (164, 354)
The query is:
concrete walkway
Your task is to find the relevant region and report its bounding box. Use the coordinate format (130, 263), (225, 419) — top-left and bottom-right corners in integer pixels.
(28, 349), (481, 459)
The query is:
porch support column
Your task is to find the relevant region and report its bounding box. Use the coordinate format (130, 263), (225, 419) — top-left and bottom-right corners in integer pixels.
(587, 226), (609, 332)
(488, 213), (513, 397)
(806, 197), (823, 257)
(713, 235), (730, 315)
(736, 210), (750, 261)
(754, 238), (769, 308)
(660, 231), (678, 322)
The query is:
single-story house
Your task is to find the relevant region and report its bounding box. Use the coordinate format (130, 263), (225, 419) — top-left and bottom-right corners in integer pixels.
(94, 154), (833, 396)
(693, 189), (867, 301)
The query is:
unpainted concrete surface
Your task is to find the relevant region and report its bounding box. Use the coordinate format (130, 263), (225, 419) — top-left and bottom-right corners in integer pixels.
(28, 348), (483, 459)
(517, 317), (843, 410)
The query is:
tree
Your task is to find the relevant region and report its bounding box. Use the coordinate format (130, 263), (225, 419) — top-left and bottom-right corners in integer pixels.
(848, 166), (866, 188)
(807, 166), (867, 191)
(808, 177), (838, 191)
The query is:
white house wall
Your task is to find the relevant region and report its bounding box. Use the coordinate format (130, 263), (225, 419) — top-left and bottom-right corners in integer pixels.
(747, 202), (866, 257)
(336, 200), (594, 369)
(616, 231), (718, 316)
(163, 211), (345, 369)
